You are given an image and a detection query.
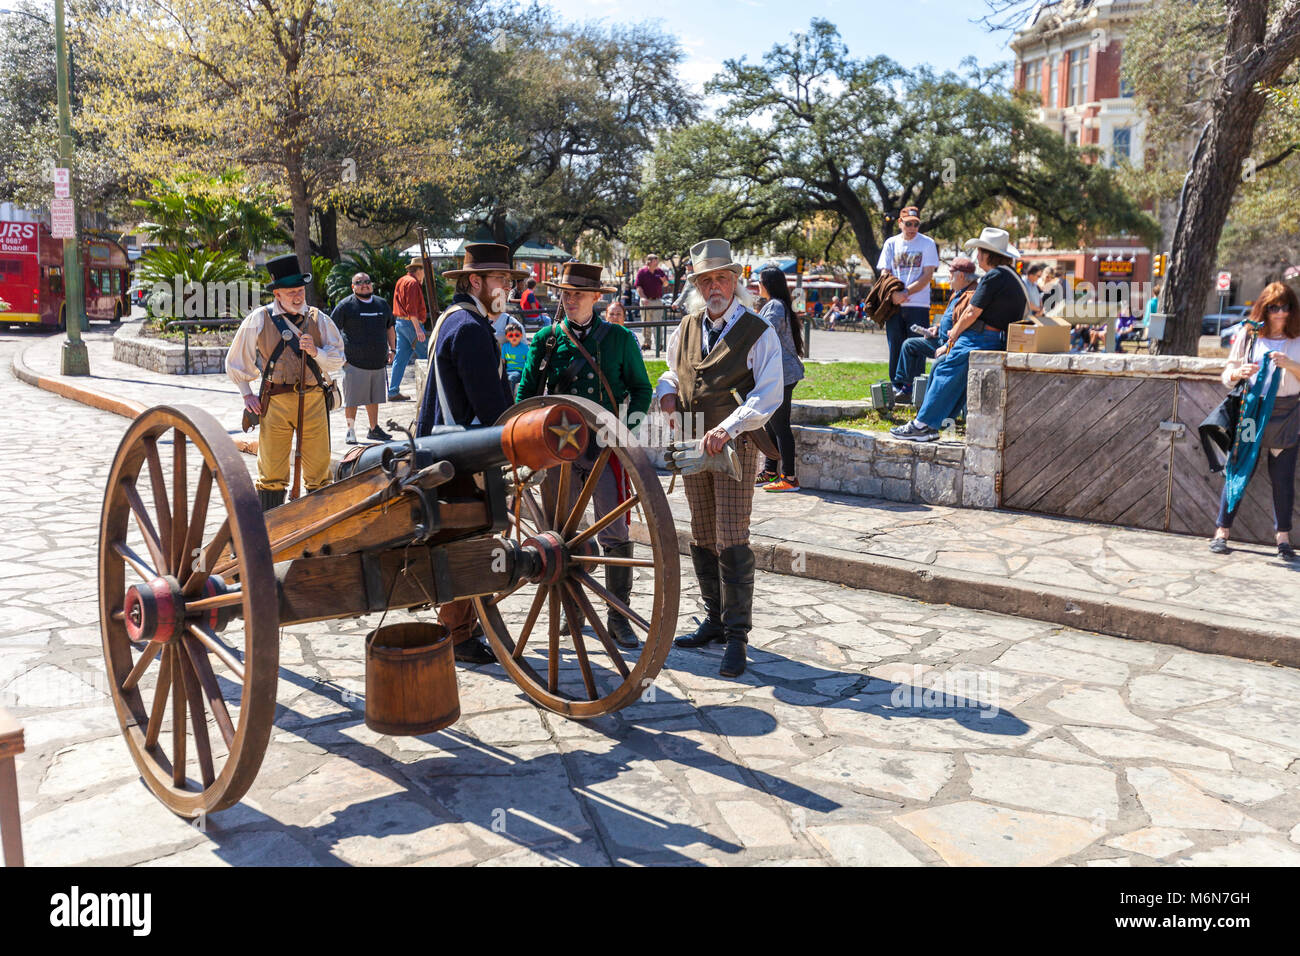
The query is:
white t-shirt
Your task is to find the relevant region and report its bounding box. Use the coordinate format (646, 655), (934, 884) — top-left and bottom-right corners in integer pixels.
(1229, 331), (1300, 398)
(877, 233), (940, 308)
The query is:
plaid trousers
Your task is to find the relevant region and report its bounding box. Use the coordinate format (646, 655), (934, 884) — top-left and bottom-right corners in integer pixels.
(683, 434), (760, 553)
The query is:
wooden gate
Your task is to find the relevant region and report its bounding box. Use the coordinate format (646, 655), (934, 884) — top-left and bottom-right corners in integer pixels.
(1000, 369), (1298, 546)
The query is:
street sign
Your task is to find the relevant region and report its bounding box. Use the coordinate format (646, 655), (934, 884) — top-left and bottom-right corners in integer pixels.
(1217, 271), (1232, 292)
(50, 197), (75, 238)
(53, 167), (70, 199)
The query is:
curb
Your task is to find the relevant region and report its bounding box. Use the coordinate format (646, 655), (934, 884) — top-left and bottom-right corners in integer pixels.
(631, 525), (1300, 669)
(12, 343), (146, 420)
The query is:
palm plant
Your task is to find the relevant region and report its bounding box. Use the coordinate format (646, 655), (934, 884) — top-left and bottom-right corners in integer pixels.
(326, 244), (451, 307)
(136, 248), (254, 326)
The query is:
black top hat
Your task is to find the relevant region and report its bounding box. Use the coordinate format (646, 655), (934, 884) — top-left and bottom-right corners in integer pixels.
(546, 261), (616, 294)
(266, 253), (311, 290)
(443, 243), (529, 280)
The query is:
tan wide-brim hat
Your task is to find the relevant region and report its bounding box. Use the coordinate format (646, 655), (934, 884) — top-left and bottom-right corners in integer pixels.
(545, 260), (617, 294)
(442, 242), (529, 280)
(963, 227), (1021, 260)
(686, 238), (744, 283)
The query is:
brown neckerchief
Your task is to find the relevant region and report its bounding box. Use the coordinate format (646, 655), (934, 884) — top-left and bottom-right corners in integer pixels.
(559, 318), (618, 409)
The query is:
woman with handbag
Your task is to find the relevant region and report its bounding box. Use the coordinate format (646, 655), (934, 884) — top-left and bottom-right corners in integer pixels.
(1210, 282), (1300, 559)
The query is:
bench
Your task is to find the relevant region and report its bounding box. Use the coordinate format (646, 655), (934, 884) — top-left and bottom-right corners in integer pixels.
(0, 707), (22, 866)
(167, 318), (240, 373)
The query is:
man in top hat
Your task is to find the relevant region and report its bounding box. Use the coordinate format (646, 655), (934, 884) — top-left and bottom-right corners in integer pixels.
(654, 239), (783, 679)
(414, 242), (526, 664)
(388, 257), (428, 402)
(227, 253), (346, 510)
(515, 261), (652, 648)
(891, 227), (1022, 443)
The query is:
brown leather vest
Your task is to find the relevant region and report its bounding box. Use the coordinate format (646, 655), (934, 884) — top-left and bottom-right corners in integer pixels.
(674, 308), (767, 432)
(256, 307), (324, 387)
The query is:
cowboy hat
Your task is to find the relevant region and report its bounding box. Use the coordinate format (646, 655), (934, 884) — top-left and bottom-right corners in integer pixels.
(442, 242), (529, 280)
(545, 260), (616, 294)
(963, 227), (1021, 260)
(266, 253), (311, 290)
(686, 238), (744, 282)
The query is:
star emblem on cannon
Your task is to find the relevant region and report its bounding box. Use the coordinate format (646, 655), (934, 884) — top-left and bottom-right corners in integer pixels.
(547, 412), (583, 452)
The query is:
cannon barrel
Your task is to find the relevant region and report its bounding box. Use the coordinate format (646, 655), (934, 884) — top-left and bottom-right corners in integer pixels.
(335, 404), (591, 482)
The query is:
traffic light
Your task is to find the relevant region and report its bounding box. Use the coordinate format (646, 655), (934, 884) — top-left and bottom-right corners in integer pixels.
(1153, 254), (1166, 278)
(795, 257), (806, 275)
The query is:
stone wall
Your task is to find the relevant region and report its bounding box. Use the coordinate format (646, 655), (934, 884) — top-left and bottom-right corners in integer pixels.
(113, 322), (228, 375)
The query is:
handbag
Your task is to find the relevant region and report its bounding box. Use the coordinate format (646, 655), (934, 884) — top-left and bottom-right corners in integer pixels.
(1198, 380), (1247, 474)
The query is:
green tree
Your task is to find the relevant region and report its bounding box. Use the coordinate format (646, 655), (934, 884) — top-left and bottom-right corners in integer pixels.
(81, 0), (466, 303)
(653, 20), (1155, 274)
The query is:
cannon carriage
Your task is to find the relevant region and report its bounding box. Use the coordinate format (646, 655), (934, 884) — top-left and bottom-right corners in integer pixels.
(97, 396), (678, 816)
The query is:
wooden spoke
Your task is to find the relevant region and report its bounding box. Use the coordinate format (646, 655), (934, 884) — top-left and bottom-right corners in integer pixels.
(570, 554), (656, 568)
(144, 648), (173, 751)
(574, 569), (651, 634)
(111, 609), (126, 622)
(187, 624), (245, 684)
(185, 590), (244, 614)
(178, 465), (214, 584)
(183, 635), (236, 750)
(122, 641), (163, 691)
(177, 644), (215, 788)
(561, 447), (612, 537)
(122, 478), (169, 574)
(547, 588), (560, 694)
(171, 431), (188, 573)
(112, 541), (157, 583)
(185, 517), (231, 594)
(171, 648), (187, 787)
(143, 437), (173, 568)
(565, 579), (630, 679)
(510, 586), (549, 660)
(567, 493), (640, 551)
(487, 580), (526, 607)
(553, 461), (571, 531)
(560, 589), (599, 701)
(519, 485), (551, 533)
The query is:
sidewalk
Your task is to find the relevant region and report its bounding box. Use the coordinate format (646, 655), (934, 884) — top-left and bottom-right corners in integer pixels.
(17, 323), (1300, 666)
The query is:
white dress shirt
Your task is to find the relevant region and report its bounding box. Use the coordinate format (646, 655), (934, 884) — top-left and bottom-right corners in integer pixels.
(654, 297), (785, 437)
(226, 301), (346, 397)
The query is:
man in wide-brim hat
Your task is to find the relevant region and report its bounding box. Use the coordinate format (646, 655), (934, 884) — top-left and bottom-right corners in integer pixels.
(227, 253), (345, 510)
(653, 238), (784, 679)
(515, 260), (652, 648)
(891, 226), (1025, 443)
(414, 241), (526, 665)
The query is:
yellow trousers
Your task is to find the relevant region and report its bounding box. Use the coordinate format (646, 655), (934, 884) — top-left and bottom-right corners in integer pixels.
(256, 388), (332, 492)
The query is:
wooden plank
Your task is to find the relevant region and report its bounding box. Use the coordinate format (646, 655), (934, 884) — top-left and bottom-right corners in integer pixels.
(1094, 450), (1171, 525)
(1002, 371), (1061, 441)
(1003, 374), (1114, 467)
(1016, 382), (1173, 516)
(1003, 375), (1146, 482)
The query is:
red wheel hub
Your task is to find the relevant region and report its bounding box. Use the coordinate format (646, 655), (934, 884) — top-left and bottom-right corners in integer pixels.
(123, 576), (185, 644)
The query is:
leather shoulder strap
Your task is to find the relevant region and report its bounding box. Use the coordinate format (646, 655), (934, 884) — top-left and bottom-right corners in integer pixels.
(559, 320), (617, 408)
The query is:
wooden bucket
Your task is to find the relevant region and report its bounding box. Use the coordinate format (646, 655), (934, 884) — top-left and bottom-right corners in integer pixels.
(364, 622), (460, 736)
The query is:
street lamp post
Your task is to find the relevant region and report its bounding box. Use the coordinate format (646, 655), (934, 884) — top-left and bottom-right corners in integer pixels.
(54, 0), (88, 374)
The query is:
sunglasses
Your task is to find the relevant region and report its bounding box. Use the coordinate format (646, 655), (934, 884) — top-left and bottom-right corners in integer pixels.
(1268, 304), (1291, 313)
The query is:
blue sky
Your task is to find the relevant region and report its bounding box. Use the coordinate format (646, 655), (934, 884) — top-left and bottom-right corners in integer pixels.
(542, 0), (1023, 92)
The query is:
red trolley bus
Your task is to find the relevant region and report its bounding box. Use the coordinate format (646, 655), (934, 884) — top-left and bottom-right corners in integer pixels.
(0, 220), (129, 330)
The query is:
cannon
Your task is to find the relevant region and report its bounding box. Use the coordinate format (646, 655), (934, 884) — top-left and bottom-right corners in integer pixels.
(97, 396), (678, 816)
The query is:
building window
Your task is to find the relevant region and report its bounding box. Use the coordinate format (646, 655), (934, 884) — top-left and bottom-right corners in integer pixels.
(1024, 58), (1043, 101)
(1068, 129), (1079, 147)
(1068, 47), (1090, 105)
(1048, 54), (1059, 107)
(1111, 126), (1131, 166)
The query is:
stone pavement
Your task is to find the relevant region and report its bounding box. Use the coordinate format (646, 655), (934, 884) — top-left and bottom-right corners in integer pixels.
(3, 329), (1300, 866)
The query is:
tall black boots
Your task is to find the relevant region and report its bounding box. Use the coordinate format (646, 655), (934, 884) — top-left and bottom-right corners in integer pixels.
(673, 544), (726, 648)
(718, 543), (755, 678)
(258, 488), (286, 512)
(603, 541), (639, 649)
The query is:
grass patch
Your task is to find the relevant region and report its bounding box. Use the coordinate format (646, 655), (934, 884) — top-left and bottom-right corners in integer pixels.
(642, 359), (890, 402)
(828, 410), (967, 438)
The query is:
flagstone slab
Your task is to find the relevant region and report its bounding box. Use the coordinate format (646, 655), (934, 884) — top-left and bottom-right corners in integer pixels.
(139, 830), (324, 867)
(24, 781), (205, 866)
(967, 754), (1119, 820)
(1127, 767), (1270, 832)
(1067, 726), (1233, 770)
(1177, 836), (1300, 866)
(896, 801), (1099, 866)
(716, 800), (799, 847)
(1048, 686), (1156, 731)
(1105, 827), (1195, 860)
(1160, 721), (1298, 771)
(794, 746), (955, 802)
(994, 642), (1131, 687)
(1027, 736), (1105, 765)
(1171, 768), (1291, 807)
(807, 823), (924, 866)
(1127, 674), (1235, 712)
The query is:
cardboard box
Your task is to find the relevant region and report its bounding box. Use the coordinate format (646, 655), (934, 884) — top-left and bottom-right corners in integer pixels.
(1006, 314), (1071, 353)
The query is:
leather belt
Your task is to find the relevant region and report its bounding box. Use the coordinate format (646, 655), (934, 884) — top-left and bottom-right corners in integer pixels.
(267, 383), (319, 397)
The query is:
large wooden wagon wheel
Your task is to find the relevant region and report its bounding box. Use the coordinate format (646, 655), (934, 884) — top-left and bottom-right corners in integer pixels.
(98, 405), (278, 817)
(476, 396), (679, 718)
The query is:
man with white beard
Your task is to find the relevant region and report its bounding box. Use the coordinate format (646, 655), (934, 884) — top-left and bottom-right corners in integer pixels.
(653, 239), (783, 679)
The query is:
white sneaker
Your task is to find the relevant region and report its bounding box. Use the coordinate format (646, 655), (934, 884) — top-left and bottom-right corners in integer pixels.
(345, 427), (357, 444)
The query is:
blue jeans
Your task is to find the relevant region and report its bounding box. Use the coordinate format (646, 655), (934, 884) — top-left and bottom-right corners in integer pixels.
(389, 320), (427, 397)
(888, 306), (930, 383)
(915, 328), (1005, 431)
(892, 334), (940, 391)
